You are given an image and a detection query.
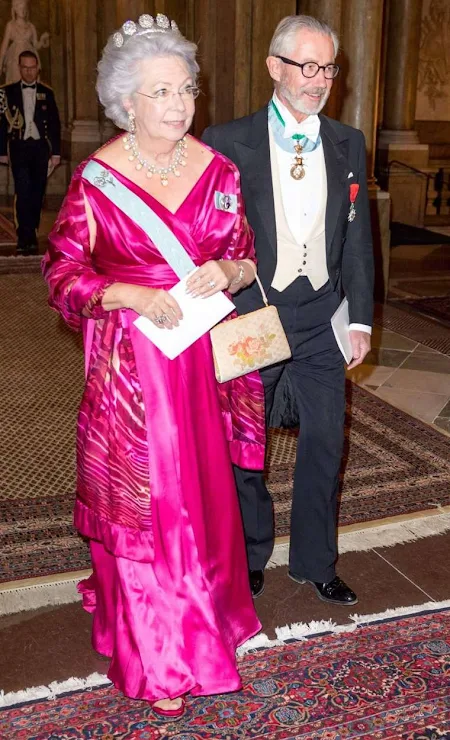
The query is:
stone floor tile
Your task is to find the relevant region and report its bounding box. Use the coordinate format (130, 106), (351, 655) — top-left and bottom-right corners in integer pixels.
(346, 364), (397, 388)
(383, 368), (450, 395)
(373, 533), (450, 602)
(363, 348), (411, 368)
(401, 351), (450, 375)
(437, 400), (450, 418)
(256, 549), (429, 639)
(371, 326), (418, 352)
(374, 386), (450, 423)
(434, 417), (450, 435)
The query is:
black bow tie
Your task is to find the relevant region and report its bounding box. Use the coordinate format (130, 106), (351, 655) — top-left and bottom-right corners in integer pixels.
(22, 83), (36, 90)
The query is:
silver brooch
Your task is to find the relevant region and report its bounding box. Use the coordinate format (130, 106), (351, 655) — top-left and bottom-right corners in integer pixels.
(93, 170), (116, 189)
(214, 191), (237, 213)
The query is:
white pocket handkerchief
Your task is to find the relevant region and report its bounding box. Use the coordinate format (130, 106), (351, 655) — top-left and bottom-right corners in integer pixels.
(214, 191), (237, 214)
(347, 172), (354, 179)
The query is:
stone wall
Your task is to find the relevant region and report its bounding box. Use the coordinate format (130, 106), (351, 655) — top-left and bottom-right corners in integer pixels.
(415, 0), (450, 160)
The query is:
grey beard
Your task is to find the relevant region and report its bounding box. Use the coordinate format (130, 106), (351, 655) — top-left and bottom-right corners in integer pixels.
(279, 83), (330, 115)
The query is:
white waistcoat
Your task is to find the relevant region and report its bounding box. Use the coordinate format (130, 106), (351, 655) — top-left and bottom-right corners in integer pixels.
(269, 127), (329, 292)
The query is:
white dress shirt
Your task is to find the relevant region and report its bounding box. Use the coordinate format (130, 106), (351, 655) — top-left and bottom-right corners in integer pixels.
(271, 94), (371, 336)
(22, 84), (40, 140)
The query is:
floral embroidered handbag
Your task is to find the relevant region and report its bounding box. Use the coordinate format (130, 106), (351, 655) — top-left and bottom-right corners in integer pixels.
(210, 271), (291, 383)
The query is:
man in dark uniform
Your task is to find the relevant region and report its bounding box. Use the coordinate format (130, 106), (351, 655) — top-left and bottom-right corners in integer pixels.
(0, 51), (61, 255)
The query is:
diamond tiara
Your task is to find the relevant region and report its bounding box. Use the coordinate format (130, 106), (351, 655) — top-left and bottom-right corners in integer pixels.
(113, 14), (179, 48)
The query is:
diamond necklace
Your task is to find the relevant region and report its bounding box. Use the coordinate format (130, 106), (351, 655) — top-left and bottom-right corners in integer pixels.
(122, 133), (188, 186)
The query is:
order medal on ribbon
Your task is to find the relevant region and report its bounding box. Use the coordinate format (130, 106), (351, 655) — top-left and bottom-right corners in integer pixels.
(348, 183), (359, 222)
(290, 140), (305, 180)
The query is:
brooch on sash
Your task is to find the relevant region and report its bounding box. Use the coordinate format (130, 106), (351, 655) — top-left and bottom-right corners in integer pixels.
(348, 183), (359, 222)
(214, 191), (237, 214)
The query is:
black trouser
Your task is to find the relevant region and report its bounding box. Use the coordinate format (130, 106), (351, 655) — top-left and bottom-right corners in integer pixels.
(10, 138), (49, 247)
(234, 278), (346, 583)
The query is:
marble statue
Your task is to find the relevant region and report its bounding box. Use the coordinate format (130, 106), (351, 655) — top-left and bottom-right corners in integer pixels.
(0, 0), (49, 84)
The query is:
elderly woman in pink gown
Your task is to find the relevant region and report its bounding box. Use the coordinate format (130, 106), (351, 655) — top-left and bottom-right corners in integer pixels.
(42, 14), (265, 718)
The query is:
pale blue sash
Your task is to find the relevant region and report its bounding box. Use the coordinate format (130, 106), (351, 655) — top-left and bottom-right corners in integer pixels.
(83, 160), (195, 279)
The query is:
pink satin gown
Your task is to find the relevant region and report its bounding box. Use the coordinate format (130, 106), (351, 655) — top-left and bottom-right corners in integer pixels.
(42, 145), (265, 702)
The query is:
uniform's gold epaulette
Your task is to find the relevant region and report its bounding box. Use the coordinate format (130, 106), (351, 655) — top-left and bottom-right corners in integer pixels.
(39, 82), (54, 91)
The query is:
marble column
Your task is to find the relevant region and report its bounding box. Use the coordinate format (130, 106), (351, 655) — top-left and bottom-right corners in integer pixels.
(340, 0), (390, 300)
(381, 0), (423, 142)
(340, 0), (384, 187)
(299, 0), (342, 119)
(67, 0), (101, 163)
(45, 0), (70, 196)
(378, 0), (428, 227)
(97, 0), (119, 142)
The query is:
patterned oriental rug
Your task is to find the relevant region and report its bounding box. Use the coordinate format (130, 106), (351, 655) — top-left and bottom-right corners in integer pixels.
(1, 275), (450, 584)
(1, 607), (449, 738)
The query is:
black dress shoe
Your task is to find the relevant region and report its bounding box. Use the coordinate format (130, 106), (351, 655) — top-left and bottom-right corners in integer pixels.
(288, 572), (358, 606)
(249, 569), (265, 599)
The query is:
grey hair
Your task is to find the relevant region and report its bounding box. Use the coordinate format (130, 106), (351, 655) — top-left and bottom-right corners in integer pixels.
(97, 29), (199, 130)
(269, 15), (339, 58)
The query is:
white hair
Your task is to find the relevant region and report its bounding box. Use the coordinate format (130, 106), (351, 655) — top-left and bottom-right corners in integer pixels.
(97, 30), (199, 130)
(269, 15), (339, 58)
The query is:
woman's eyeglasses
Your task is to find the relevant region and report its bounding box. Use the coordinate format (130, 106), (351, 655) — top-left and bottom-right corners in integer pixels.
(136, 86), (200, 102)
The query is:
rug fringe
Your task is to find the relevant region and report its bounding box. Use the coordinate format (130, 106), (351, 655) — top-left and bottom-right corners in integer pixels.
(0, 672), (110, 709)
(0, 577), (83, 617)
(275, 618), (350, 641)
(349, 599), (450, 626)
(269, 599), (450, 643)
(3, 601), (450, 709)
(2, 515), (450, 616)
(266, 511), (450, 568)
(236, 633), (283, 655)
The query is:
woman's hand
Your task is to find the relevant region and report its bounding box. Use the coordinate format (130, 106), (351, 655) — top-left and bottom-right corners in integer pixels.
(129, 286), (182, 329)
(186, 259), (254, 299)
(102, 284), (183, 330)
(185, 261), (230, 298)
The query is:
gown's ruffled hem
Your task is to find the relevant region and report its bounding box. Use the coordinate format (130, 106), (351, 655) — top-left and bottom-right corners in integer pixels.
(77, 564), (262, 701)
(74, 499), (154, 562)
(229, 438), (265, 470)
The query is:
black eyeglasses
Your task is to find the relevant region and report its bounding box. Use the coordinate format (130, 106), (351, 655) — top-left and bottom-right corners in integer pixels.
(276, 56), (340, 80)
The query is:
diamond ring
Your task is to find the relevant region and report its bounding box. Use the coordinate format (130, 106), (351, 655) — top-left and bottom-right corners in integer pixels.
(208, 280), (216, 289)
(155, 314), (168, 324)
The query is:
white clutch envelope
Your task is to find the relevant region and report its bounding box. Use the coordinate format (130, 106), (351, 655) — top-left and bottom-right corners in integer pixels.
(331, 297), (353, 364)
(133, 271), (235, 359)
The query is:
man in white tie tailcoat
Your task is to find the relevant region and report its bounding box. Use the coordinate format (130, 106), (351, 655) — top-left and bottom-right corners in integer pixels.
(203, 15), (374, 604)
